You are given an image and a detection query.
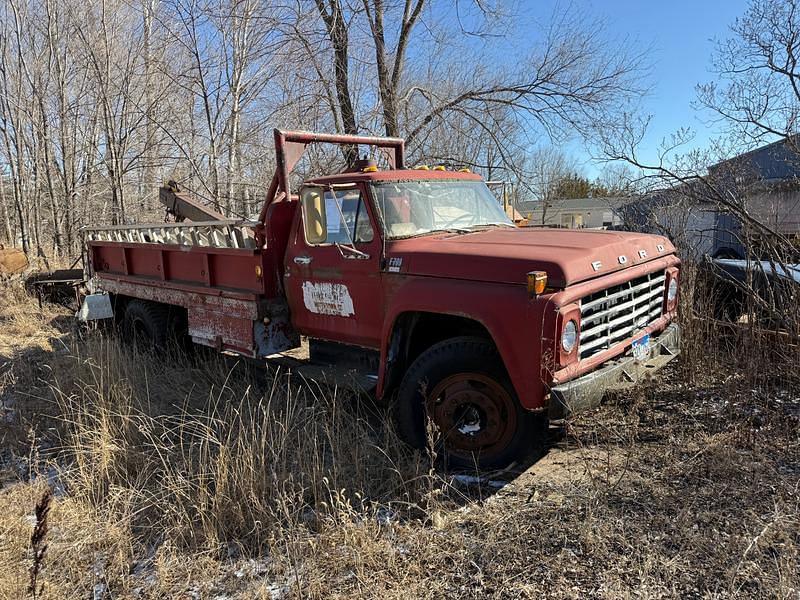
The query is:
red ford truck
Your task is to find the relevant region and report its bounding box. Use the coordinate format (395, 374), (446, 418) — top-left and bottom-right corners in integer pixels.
(80, 130), (681, 469)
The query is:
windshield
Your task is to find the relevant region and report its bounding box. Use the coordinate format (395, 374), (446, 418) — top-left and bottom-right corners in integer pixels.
(370, 180), (513, 239)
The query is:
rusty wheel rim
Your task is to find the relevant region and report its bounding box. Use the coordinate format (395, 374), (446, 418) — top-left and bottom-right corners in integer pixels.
(426, 373), (517, 461)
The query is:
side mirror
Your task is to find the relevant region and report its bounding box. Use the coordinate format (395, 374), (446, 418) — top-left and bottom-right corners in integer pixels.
(301, 188), (326, 244)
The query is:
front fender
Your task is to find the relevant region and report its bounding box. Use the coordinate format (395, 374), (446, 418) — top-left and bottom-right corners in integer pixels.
(377, 274), (553, 411)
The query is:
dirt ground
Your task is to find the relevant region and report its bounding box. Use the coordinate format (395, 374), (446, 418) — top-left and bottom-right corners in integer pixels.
(0, 285), (798, 599)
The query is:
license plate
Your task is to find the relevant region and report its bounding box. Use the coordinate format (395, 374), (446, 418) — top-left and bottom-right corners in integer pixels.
(632, 334), (651, 362)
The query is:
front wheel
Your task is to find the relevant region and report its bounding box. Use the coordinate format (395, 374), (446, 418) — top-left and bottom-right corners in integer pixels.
(394, 336), (545, 471)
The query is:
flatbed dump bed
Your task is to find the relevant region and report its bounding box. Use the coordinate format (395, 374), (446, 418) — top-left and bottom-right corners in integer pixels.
(85, 219), (293, 356)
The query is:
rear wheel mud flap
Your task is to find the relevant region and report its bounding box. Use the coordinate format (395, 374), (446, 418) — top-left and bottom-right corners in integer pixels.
(77, 293), (114, 321)
(254, 315), (300, 356)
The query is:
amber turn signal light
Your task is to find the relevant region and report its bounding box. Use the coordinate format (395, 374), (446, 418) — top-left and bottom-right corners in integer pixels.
(527, 271), (547, 296)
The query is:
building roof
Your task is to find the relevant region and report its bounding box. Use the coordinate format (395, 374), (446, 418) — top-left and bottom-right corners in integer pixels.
(515, 196), (631, 215)
(709, 135), (800, 184)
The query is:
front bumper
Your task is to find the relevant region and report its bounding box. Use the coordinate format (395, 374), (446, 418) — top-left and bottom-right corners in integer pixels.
(549, 323), (680, 418)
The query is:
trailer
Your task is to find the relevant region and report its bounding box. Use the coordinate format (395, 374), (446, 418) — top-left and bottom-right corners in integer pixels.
(80, 129), (682, 469)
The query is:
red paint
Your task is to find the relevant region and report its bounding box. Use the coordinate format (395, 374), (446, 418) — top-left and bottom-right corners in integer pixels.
(91, 242), (271, 294)
(386, 227), (675, 287)
(282, 182), (386, 347)
(88, 128), (681, 417)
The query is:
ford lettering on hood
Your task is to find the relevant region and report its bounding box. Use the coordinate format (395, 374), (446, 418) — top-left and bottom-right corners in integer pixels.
(385, 227), (676, 287)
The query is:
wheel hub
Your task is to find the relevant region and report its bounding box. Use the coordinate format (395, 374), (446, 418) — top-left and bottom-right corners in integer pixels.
(454, 404), (483, 436)
(427, 373), (517, 458)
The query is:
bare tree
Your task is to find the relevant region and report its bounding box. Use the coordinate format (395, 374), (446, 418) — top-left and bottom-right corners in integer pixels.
(522, 147), (573, 225)
(313, 0), (359, 154)
(155, 0), (282, 212)
(0, 0), (647, 256)
(696, 0), (800, 146)
(597, 0), (800, 333)
(308, 1), (646, 178)
(360, 0), (424, 139)
(594, 163), (642, 197)
(0, 0), (44, 254)
(599, 0), (800, 246)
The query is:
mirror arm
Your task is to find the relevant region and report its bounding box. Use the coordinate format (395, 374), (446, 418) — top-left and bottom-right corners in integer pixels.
(335, 242), (371, 260)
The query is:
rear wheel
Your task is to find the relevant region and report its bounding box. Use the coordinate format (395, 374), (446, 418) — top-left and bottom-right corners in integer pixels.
(122, 299), (171, 350)
(394, 336), (545, 470)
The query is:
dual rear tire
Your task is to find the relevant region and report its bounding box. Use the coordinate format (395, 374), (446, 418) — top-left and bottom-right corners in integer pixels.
(121, 299), (187, 351)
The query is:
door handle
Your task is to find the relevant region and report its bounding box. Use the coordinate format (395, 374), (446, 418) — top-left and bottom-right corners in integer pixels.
(294, 255), (312, 265)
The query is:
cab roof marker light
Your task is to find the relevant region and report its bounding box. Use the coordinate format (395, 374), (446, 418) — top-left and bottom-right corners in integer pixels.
(433, 165), (446, 171)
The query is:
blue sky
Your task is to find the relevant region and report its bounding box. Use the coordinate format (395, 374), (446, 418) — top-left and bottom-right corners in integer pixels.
(555, 0), (752, 176)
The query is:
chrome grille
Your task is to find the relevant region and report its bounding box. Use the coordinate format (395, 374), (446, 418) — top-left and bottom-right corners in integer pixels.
(579, 270), (666, 360)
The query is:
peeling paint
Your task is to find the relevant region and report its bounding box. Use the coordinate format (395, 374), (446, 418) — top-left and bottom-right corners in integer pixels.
(302, 281), (355, 317)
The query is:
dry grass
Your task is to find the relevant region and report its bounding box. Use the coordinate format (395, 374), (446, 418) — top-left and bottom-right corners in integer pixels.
(0, 280), (798, 599)
(0, 285), (68, 357)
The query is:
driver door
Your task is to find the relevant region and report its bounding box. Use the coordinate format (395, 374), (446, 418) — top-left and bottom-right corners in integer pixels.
(283, 184), (384, 348)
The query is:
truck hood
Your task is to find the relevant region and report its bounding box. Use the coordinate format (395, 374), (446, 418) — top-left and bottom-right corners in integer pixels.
(386, 227), (676, 287)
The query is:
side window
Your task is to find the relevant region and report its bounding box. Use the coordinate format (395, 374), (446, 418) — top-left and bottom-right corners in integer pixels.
(302, 187), (374, 245)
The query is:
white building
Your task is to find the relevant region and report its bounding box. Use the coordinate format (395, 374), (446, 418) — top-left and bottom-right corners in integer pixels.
(516, 197), (628, 229)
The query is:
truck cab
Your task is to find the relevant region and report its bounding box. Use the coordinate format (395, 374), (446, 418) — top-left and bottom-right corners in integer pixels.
(280, 163), (680, 469)
(83, 130), (681, 470)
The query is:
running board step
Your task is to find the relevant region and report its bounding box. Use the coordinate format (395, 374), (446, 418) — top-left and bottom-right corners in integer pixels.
(294, 364), (378, 395)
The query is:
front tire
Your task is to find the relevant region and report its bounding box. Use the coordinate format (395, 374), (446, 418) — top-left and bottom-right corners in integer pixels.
(394, 336), (544, 470)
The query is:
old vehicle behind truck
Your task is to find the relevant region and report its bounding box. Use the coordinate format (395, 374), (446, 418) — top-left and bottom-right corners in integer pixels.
(81, 129), (682, 469)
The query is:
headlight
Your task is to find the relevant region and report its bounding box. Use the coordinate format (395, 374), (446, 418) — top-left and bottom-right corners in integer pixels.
(561, 320), (578, 353)
(667, 278), (678, 302)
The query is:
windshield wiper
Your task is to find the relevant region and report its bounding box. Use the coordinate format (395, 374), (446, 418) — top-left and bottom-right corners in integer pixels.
(389, 228), (469, 239)
(467, 222), (515, 230)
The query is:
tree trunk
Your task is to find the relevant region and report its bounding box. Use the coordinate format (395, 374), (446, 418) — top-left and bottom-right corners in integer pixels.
(315, 0), (359, 164)
(142, 0), (156, 209)
(0, 174), (14, 244)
